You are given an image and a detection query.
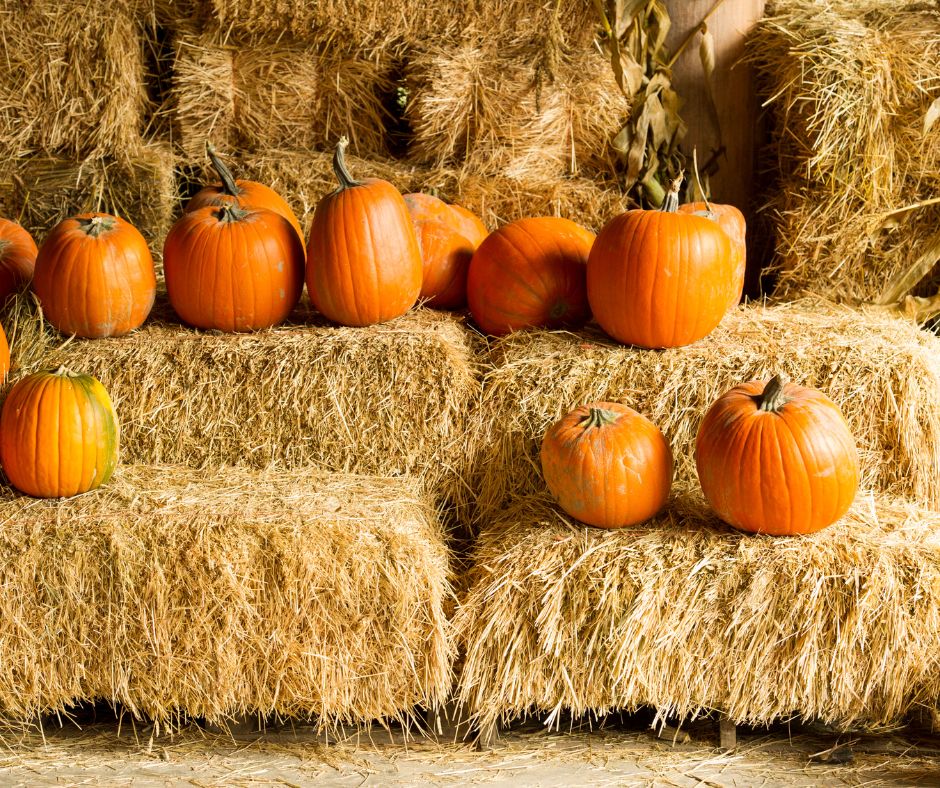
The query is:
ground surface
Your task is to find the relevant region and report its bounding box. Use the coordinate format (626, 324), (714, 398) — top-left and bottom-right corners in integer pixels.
(0, 712), (938, 787)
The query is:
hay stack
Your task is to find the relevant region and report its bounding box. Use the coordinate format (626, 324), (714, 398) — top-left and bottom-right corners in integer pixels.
(405, 42), (629, 180)
(172, 31), (394, 159)
(455, 486), (940, 736)
(0, 465), (452, 726)
(0, 292), (57, 378)
(0, 1), (149, 160)
(751, 1), (940, 301)
(464, 300), (940, 525)
(34, 307), (481, 506)
(5, 144), (178, 252)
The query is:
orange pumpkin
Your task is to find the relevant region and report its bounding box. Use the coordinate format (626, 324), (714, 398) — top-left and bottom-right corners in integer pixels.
(306, 137), (422, 327)
(404, 193), (488, 310)
(678, 201), (746, 306)
(32, 213), (156, 338)
(187, 144), (305, 248)
(587, 179), (736, 348)
(0, 219), (38, 303)
(695, 375), (859, 536)
(467, 217), (595, 336)
(541, 402), (673, 528)
(0, 367), (119, 498)
(163, 203), (305, 332)
(0, 321), (9, 383)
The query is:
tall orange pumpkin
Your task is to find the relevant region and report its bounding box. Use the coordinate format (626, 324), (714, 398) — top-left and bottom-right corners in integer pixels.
(187, 144), (305, 248)
(32, 213), (156, 338)
(540, 402), (673, 529)
(0, 219), (38, 303)
(0, 321), (9, 383)
(306, 137), (422, 327)
(587, 179), (736, 348)
(467, 217), (595, 336)
(695, 375), (859, 536)
(0, 367), (119, 498)
(678, 200), (746, 306)
(163, 203), (305, 332)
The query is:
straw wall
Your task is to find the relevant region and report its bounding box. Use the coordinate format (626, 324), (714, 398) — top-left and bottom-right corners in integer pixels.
(0, 465), (452, 726)
(456, 486), (940, 736)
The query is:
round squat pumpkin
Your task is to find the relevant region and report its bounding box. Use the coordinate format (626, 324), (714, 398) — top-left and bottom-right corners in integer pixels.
(32, 213), (156, 338)
(0, 219), (38, 303)
(404, 193), (488, 310)
(695, 375), (859, 536)
(678, 200), (746, 307)
(163, 203), (305, 332)
(0, 367), (119, 498)
(587, 178), (736, 348)
(306, 137), (422, 327)
(187, 143), (305, 249)
(0, 321), (9, 382)
(541, 401), (673, 529)
(467, 217), (595, 336)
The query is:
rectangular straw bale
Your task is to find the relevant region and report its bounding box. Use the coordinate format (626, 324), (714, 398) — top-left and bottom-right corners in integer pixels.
(42, 307), (481, 506)
(6, 144), (178, 252)
(405, 42), (629, 180)
(0, 1), (149, 159)
(750, 1), (940, 300)
(171, 31), (393, 160)
(463, 300), (940, 525)
(0, 465), (452, 726)
(456, 486), (940, 737)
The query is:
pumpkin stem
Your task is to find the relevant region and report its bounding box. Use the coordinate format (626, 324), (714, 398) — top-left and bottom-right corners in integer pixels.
(580, 407), (621, 429)
(206, 142), (241, 198)
(332, 136), (361, 190)
(51, 366), (79, 377)
(214, 203), (249, 224)
(758, 374), (790, 412)
(77, 215), (116, 238)
(661, 173), (684, 213)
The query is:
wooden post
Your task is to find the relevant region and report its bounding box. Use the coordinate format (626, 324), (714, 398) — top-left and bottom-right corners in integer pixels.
(719, 715), (737, 751)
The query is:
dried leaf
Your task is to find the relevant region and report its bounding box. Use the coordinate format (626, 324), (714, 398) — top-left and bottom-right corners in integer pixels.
(626, 103), (651, 186)
(612, 124), (633, 156)
(699, 25), (716, 80)
(612, 0), (650, 39)
(924, 96), (940, 136)
(877, 229), (940, 304)
(619, 49), (646, 96)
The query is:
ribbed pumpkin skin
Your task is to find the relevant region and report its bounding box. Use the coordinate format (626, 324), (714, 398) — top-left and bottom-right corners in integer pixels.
(0, 322), (9, 382)
(187, 180), (304, 249)
(587, 209), (735, 348)
(0, 369), (119, 498)
(164, 205), (305, 332)
(0, 219), (38, 303)
(307, 178), (422, 327)
(450, 205), (488, 247)
(467, 217), (595, 336)
(695, 378), (859, 536)
(679, 201), (746, 306)
(540, 401), (673, 529)
(32, 213), (156, 339)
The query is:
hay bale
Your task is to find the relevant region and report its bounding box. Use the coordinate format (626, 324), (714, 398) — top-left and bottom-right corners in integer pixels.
(0, 292), (57, 379)
(750, 1), (940, 300)
(171, 31), (393, 160)
(0, 464), (452, 726)
(455, 486), (940, 735)
(38, 307), (481, 506)
(464, 300), (940, 525)
(405, 42), (629, 180)
(5, 144), (178, 253)
(0, 1), (149, 159)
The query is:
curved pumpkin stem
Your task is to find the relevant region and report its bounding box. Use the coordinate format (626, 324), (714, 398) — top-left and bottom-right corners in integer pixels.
(661, 173), (684, 213)
(214, 203), (249, 224)
(580, 406), (620, 429)
(758, 374), (790, 412)
(206, 142), (241, 198)
(77, 215), (116, 238)
(332, 136), (361, 190)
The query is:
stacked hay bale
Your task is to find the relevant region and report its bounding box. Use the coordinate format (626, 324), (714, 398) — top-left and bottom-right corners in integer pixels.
(750, 0), (940, 303)
(0, 1), (178, 248)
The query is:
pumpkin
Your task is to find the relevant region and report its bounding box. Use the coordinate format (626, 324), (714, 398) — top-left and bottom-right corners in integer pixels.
(0, 321), (9, 383)
(0, 219), (38, 303)
(540, 401), (673, 528)
(678, 200), (746, 306)
(187, 144), (305, 248)
(467, 217), (595, 336)
(306, 137), (422, 327)
(0, 367), (119, 498)
(404, 193), (488, 310)
(163, 203), (305, 332)
(695, 374), (859, 536)
(587, 178), (736, 348)
(32, 213), (156, 338)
